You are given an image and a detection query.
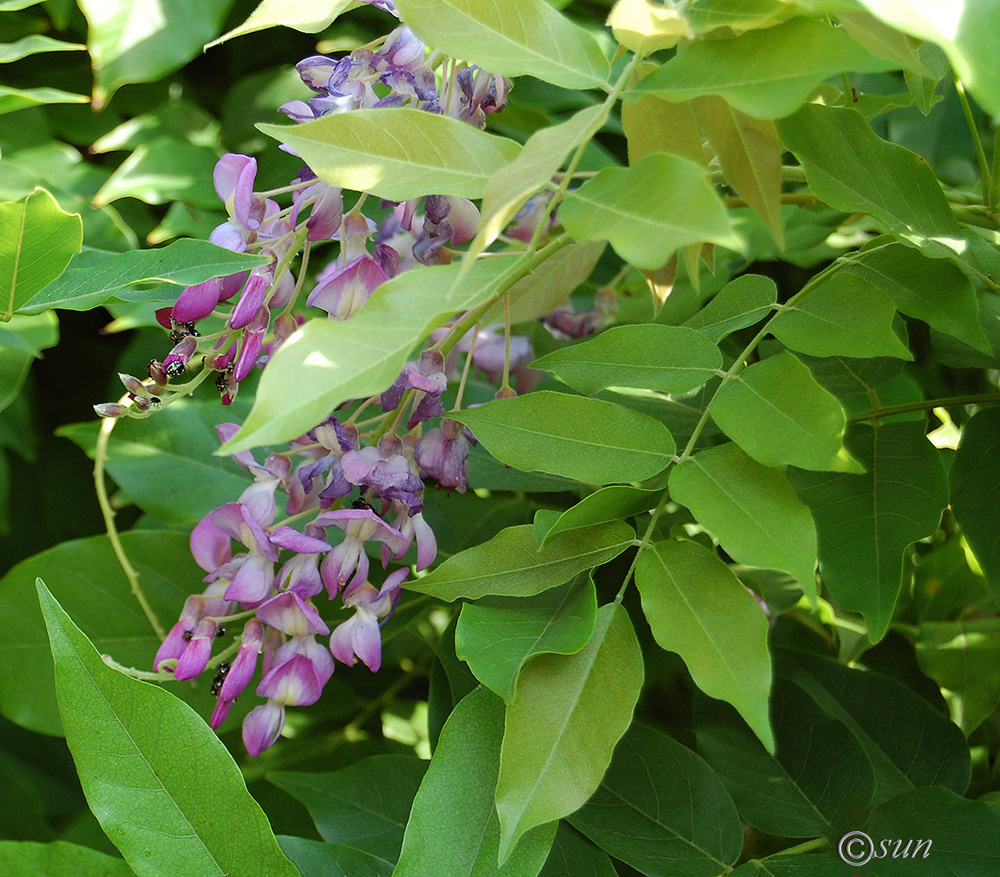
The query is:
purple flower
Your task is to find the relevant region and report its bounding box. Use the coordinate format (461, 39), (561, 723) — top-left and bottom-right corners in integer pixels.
(415, 418), (470, 493)
(307, 255), (389, 319)
(215, 154), (265, 231)
(383, 504), (437, 571)
(256, 591), (330, 637)
(340, 438), (424, 509)
(154, 595), (205, 672)
(257, 653), (324, 706)
(242, 701), (285, 757)
(381, 349), (447, 426)
(330, 568), (406, 672)
(316, 508), (408, 595)
(174, 617), (217, 681)
(210, 619), (265, 729)
(233, 306), (270, 382)
(211, 502), (279, 605)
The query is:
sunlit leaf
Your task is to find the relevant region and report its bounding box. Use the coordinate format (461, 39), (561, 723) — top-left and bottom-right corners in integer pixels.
(682, 274), (777, 343)
(36, 581), (298, 877)
(0, 35), (86, 63)
(395, 0), (610, 89)
(631, 18), (895, 118)
(560, 153), (741, 270)
(710, 351), (863, 473)
(636, 540), (774, 751)
(456, 576), (597, 703)
(409, 522), (634, 602)
(1, 188), (82, 320)
(259, 109), (522, 201)
(395, 687), (556, 876)
(207, 0), (358, 48)
(0, 86), (88, 115)
(496, 603), (643, 862)
(670, 443), (818, 602)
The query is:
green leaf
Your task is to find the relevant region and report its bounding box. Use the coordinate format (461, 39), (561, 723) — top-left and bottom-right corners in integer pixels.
(950, 407), (1000, 607)
(35, 581), (298, 877)
(796, 354), (904, 400)
(394, 687), (557, 876)
(0, 86), (88, 116)
(19, 240), (268, 315)
(0, 532), (213, 735)
(0, 841), (133, 877)
(682, 273), (777, 343)
(631, 18), (895, 119)
(0, 35), (86, 63)
(207, 0), (358, 47)
(560, 153), (740, 270)
(695, 681), (875, 840)
(775, 104), (962, 243)
(455, 576), (598, 703)
(269, 756), (428, 865)
(863, 786), (1000, 874)
(394, 0), (610, 90)
(93, 138), (221, 208)
(769, 271), (914, 360)
(670, 443), (818, 603)
(496, 603), (643, 863)
(636, 540), (774, 751)
(539, 485), (658, 549)
(276, 836), (391, 877)
(473, 105), (609, 258)
(482, 241), (605, 326)
(622, 94), (706, 167)
(0, 312), (58, 414)
(57, 400), (252, 524)
(79, 0), (236, 108)
(695, 96), (783, 247)
(710, 351), (863, 473)
(258, 108), (521, 201)
(1, 188), (82, 320)
(777, 649), (970, 805)
(537, 824), (616, 877)
(453, 392), (675, 485)
(729, 853), (848, 877)
(857, 0), (1000, 114)
(843, 241), (988, 350)
(837, 9), (935, 76)
(222, 255), (519, 453)
(532, 325), (722, 396)
(788, 422), (949, 642)
(916, 619), (1000, 735)
(408, 522), (634, 602)
(685, 0), (792, 34)
(568, 723), (742, 877)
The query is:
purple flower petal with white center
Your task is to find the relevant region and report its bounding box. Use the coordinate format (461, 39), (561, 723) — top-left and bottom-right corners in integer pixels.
(270, 526), (331, 554)
(212, 502), (278, 561)
(209, 221), (248, 252)
(242, 701), (285, 757)
(280, 100), (316, 123)
(256, 591), (330, 637)
(277, 550), (324, 599)
(214, 154), (264, 230)
(257, 653), (323, 706)
(306, 255), (387, 320)
(330, 609), (383, 671)
(315, 508), (408, 552)
(172, 278), (222, 323)
(190, 513), (232, 574)
(273, 635), (334, 688)
(296, 55), (341, 92)
(174, 617), (217, 681)
(320, 538), (369, 597)
(223, 552), (275, 605)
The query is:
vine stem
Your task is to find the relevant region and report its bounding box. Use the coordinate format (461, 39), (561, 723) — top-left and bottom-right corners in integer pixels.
(955, 77), (992, 206)
(846, 392), (1000, 423)
(771, 838), (829, 857)
(991, 118), (1000, 210)
(94, 398), (166, 640)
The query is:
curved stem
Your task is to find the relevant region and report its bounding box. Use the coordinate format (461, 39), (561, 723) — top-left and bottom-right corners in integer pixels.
(847, 392), (1000, 423)
(94, 401), (166, 640)
(955, 77), (992, 205)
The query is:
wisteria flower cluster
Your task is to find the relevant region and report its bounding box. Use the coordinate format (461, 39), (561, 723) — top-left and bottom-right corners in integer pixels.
(91, 0), (619, 758)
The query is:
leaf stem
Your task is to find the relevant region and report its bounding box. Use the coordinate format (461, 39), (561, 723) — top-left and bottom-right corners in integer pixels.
(991, 120), (1000, 210)
(94, 398), (166, 640)
(847, 392), (1000, 422)
(955, 77), (992, 205)
(771, 837), (829, 857)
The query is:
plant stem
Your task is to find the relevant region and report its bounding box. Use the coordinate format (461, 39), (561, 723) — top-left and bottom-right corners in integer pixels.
(847, 393), (1000, 423)
(955, 77), (992, 205)
(771, 838), (829, 857)
(94, 399), (166, 640)
(991, 120), (1000, 210)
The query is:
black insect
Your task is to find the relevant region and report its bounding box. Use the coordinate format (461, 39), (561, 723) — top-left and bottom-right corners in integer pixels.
(169, 321), (200, 345)
(210, 660), (231, 697)
(352, 497), (372, 511)
(165, 359), (186, 379)
(215, 626), (226, 638)
(182, 629), (193, 642)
